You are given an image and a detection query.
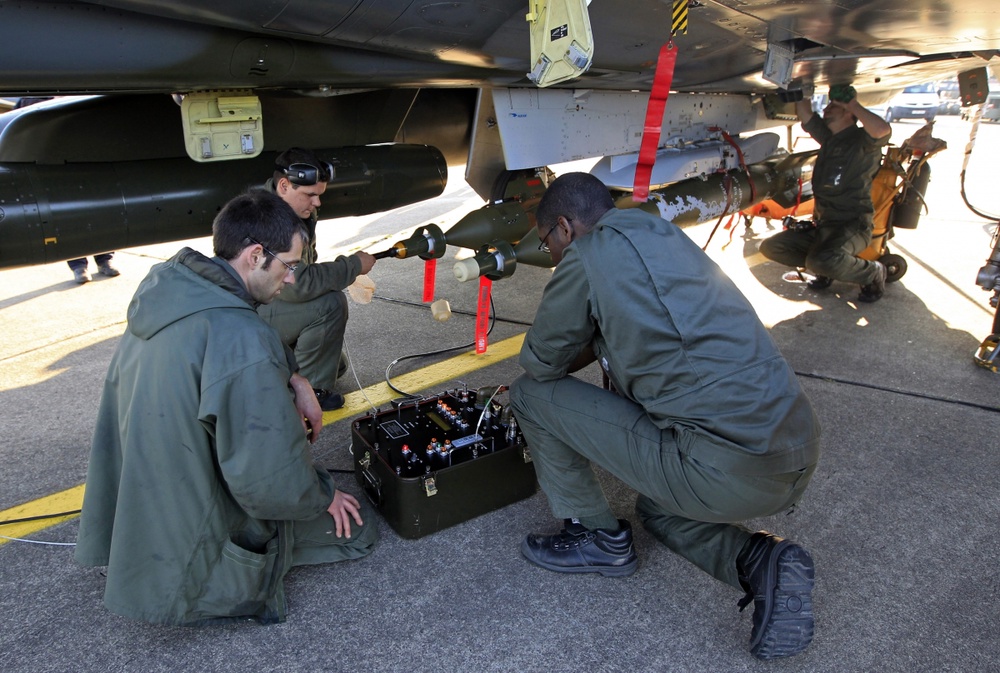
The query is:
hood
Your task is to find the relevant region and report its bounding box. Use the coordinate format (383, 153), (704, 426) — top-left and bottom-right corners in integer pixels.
(126, 247), (255, 340)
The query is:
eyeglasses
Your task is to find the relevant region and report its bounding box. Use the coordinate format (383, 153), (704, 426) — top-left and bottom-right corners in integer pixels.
(279, 160), (335, 185)
(246, 236), (298, 274)
(538, 224), (557, 254)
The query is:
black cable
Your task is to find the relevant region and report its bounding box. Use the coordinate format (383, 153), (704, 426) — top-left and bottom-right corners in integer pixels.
(372, 293), (535, 327)
(384, 294), (499, 398)
(795, 370), (1000, 414)
(959, 108), (1000, 222)
(0, 509), (81, 526)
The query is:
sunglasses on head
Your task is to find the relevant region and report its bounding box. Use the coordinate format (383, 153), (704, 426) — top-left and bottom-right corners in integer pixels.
(280, 160), (335, 185)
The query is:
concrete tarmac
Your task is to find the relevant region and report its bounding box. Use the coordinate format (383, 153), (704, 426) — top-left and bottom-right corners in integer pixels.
(1, 115), (998, 672)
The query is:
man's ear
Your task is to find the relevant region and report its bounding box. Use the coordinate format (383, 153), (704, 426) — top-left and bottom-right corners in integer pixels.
(241, 241), (263, 270)
(557, 215), (574, 238)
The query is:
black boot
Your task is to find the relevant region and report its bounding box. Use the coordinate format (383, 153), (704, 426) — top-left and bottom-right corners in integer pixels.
(521, 519), (638, 577)
(313, 388), (345, 411)
(858, 261), (887, 302)
(736, 532), (815, 660)
(807, 274), (832, 290)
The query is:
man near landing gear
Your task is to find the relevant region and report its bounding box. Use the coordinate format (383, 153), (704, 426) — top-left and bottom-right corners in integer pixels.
(759, 83), (892, 302)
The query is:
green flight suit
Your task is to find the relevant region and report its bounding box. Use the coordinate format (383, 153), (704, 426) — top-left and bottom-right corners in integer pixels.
(75, 248), (377, 626)
(759, 114), (890, 285)
(257, 178), (362, 390)
(511, 208), (820, 588)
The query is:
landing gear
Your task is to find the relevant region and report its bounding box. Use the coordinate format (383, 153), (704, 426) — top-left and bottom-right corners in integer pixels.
(973, 305), (999, 372)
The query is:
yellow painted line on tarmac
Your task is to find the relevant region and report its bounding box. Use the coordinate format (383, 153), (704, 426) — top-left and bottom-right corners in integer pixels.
(323, 331), (526, 423)
(1, 331), (527, 545)
(0, 484), (85, 547)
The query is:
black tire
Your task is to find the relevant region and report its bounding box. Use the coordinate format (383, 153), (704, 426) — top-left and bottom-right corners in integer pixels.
(880, 253), (907, 282)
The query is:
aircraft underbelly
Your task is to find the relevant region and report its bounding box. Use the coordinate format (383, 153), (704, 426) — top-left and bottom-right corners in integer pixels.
(490, 89), (764, 170)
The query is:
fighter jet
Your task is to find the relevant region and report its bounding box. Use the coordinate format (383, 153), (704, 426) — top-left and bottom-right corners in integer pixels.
(0, 0), (998, 348)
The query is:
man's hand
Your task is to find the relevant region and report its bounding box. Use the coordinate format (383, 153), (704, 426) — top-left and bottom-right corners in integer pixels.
(289, 372), (323, 442)
(327, 489), (364, 538)
(829, 83), (857, 103)
(356, 251), (376, 275)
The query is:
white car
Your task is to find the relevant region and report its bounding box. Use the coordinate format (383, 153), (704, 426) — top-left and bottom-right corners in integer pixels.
(880, 83), (940, 122)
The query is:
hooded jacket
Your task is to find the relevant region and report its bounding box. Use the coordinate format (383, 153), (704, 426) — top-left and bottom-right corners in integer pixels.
(75, 248), (337, 625)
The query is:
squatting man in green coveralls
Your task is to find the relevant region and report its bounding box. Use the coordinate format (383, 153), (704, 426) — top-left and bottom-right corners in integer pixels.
(510, 173), (822, 659)
(258, 147), (378, 411)
(75, 190), (377, 625)
(759, 83), (892, 302)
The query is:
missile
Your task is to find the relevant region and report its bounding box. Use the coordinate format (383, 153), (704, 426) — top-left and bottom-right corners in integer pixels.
(617, 157), (813, 226)
(448, 152), (816, 282)
(441, 200), (535, 249)
(453, 240), (518, 282)
(370, 151), (816, 283)
(0, 144), (447, 269)
(373, 201), (529, 281)
(373, 223), (447, 260)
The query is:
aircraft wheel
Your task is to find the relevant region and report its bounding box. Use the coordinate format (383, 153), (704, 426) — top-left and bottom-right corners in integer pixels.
(880, 253), (907, 282)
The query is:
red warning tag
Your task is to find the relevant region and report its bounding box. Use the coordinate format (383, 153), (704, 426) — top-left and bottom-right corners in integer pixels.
(633, 41), (678, 202)
(475, 276), (492, 354)
(422, 258), (436, 303)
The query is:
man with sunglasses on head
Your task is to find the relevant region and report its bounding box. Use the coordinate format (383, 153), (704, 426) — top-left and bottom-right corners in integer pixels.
(75, 190), (378, 625)
(511, 172), (821, 660)
(258, 147), (378, 411)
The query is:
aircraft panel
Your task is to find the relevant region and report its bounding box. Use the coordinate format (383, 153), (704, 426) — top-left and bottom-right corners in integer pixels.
(492, 89), (763, 171)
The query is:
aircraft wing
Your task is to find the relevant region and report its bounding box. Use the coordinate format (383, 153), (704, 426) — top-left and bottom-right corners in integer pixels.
(0, 0), (998, 269)
(1, 0), (997, 96)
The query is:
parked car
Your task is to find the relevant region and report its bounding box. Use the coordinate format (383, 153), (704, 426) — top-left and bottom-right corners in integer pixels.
(937, 80), (961, 115)
(881, 83), (939, 122)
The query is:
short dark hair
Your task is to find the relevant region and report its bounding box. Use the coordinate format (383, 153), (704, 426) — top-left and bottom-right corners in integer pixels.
(272, 147), (334, 185)
(535, 172), (614, 232)
(212, 190), (305, 263)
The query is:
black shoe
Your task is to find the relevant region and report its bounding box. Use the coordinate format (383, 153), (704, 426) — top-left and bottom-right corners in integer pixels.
(737, 532), (815, 660)
(858, 262), (887, 303)
(807, 274), (832, 290)
(314, 388), (344, 411)
(521, 519), (638, 577)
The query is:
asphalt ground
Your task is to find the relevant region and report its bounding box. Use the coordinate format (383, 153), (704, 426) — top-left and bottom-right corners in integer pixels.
(1, 114), (998, 672)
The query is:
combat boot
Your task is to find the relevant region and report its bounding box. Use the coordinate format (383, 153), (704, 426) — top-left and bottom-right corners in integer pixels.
(737, 531), (815, 660)
(858, 261), (887, 302)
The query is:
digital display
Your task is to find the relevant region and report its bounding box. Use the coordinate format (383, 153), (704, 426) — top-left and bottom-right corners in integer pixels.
(426, 411), (451, 432)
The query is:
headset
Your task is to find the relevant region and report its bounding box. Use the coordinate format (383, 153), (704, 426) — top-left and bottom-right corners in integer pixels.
(279, 159), (335, 185)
